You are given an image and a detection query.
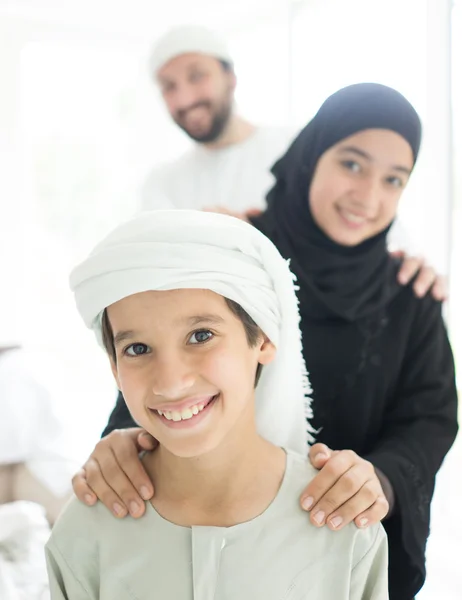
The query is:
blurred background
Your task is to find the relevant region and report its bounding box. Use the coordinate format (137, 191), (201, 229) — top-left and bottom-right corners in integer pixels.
(0, 0), (460, 597)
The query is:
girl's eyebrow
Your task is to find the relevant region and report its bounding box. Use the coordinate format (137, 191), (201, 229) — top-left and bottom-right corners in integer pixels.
(338, 146), (372, 161)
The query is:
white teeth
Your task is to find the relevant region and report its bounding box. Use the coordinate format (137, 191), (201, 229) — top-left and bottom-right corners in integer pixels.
(156, 400), (212, 421)
(342, 210), (366, 224)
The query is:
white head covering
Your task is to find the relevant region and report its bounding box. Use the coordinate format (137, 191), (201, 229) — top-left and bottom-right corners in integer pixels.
(70, 210), (314, 453)
(148, 25), (233, 75)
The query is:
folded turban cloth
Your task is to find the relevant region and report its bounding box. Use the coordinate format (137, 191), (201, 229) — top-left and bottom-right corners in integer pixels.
(148, 25), (233, 75)
(70, 210), (314, 453)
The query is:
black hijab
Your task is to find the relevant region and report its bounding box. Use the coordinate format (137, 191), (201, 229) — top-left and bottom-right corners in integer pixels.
(252, 83), (422, 322)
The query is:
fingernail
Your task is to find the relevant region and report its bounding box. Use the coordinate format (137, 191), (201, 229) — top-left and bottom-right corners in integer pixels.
(130, 501), (141, 515)
(84, 494), (95, 505)
(313, 511), (325, 525)
(140, 486), (151, 500)
(359, 518), (369, 528)
(330, 516), (343, 529)
(302, 496), (314, 510)
(113, 503), (125, 516)
(314, 453), (328, 462)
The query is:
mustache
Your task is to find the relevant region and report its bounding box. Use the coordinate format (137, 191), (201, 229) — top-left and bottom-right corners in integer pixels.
(176, 101), (212, 120)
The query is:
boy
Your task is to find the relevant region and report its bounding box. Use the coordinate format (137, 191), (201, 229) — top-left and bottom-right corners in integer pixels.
(46, 210), (388, 599)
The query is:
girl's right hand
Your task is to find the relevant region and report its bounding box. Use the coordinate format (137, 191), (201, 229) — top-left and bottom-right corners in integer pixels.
(72, 428), (157, 518)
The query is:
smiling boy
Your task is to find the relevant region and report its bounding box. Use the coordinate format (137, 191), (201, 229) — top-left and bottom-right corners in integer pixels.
(46, 210), (388, 600)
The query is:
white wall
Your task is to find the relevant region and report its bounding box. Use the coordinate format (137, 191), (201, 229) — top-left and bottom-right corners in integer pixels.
(0, 19), (27, 345)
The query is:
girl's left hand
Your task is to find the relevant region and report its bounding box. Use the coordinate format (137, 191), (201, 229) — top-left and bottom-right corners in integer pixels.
(393, 250), (448, 301)
(300, 444), (390, 531)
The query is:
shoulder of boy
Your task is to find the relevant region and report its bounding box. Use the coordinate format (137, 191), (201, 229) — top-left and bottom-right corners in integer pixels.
(351, 522), (388, 572)
(288, 451), (387, 547)
(47, 495), (107, 559)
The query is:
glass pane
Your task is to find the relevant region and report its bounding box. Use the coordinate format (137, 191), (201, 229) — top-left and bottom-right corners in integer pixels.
(229, 17), (290, 126)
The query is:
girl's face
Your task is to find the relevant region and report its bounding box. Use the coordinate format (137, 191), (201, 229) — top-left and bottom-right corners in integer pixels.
(108, 289), (275, 459)
(309, 129), (414, 246)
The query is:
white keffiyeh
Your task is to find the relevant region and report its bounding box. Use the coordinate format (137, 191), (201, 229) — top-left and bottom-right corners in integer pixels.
(70, 210), (314, 453)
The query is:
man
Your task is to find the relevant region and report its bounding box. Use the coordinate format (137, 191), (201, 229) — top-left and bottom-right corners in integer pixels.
(140, 25), (294, 215)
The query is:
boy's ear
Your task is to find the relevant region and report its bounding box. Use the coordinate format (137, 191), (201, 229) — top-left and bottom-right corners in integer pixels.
(109, 358), (121, 390)
(258, 335), (276, 366)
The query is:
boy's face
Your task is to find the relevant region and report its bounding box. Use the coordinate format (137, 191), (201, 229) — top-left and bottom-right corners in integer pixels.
(107, 289), (275, 458)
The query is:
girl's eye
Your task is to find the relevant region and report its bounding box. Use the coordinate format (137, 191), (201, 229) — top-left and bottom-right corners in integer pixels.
(342, 160), (361, 173)
(188, 330), (213, 345)
(386, 176), (403, 188)
(125, 343), (149, 357)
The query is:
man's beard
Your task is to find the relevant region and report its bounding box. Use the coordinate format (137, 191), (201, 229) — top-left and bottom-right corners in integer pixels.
(174, 96), (233, 144)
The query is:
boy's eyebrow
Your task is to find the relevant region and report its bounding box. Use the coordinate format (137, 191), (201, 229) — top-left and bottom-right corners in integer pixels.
(183, 314), (226, 326)
(112, 315), (225, 346)
(338, 146), (412, 175)
(113, 330), (137, 347)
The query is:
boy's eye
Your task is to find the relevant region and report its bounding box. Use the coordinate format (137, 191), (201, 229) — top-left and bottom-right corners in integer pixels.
(125, 343), (149, 357)
(188, 330), (213, 345)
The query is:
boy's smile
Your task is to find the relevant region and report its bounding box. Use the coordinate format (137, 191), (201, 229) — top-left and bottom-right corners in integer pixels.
(150, 393), (219, 428)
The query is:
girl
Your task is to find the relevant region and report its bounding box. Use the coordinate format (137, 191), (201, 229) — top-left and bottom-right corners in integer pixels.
(249, 83), (458, 598)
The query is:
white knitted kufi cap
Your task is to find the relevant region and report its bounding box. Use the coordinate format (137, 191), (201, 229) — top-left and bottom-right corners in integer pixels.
(148, 25), (233, 75)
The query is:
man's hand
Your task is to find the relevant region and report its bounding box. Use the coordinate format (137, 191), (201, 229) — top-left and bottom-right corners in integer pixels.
(300, 444), (389, 530)
(394, 251), (448, 301)
(72, 428), (157, 518)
